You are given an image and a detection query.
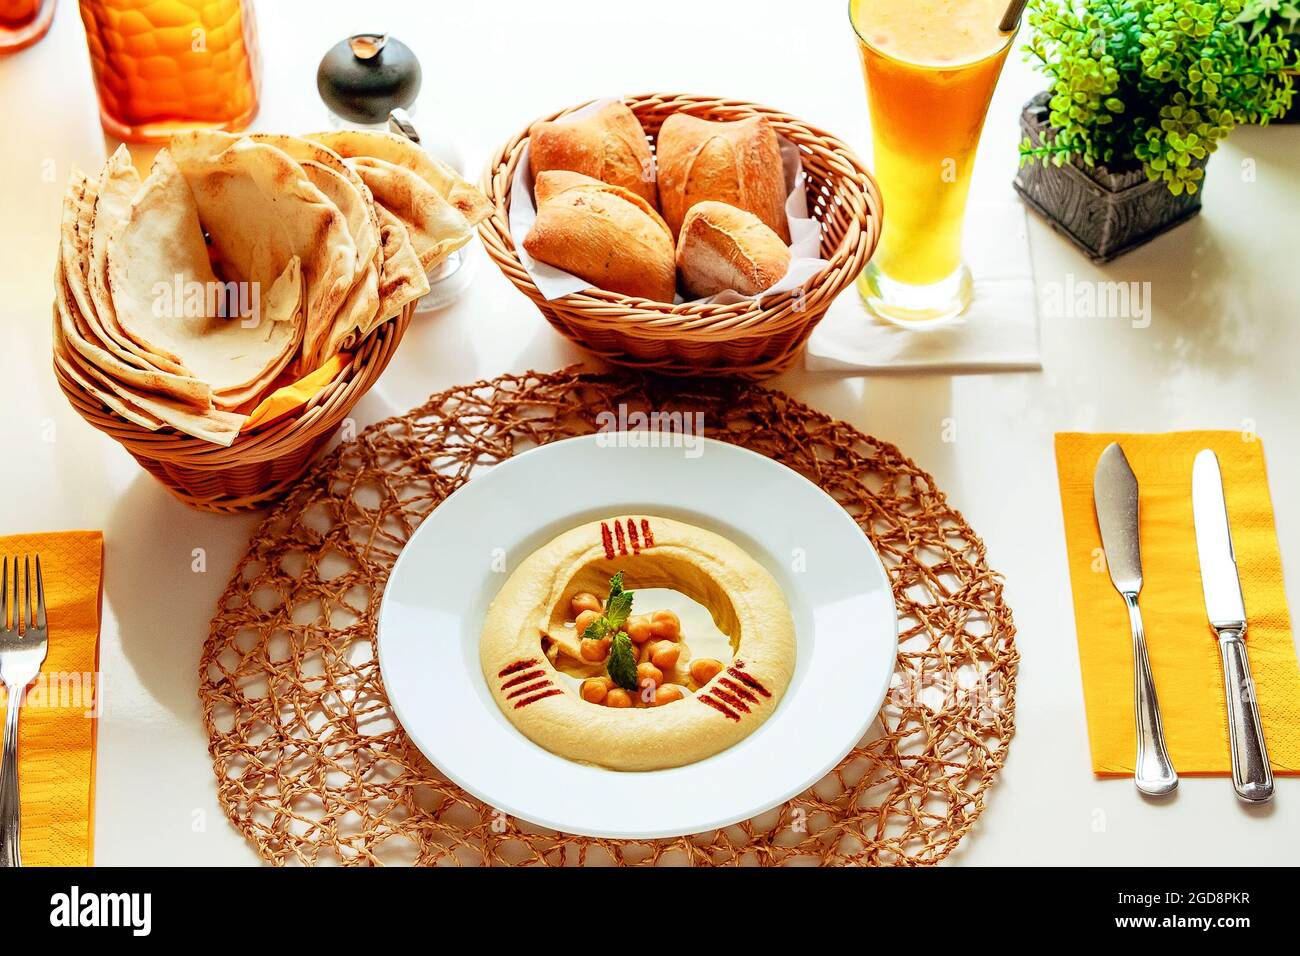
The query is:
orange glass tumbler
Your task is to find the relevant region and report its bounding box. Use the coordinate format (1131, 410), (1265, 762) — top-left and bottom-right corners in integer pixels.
(0, 0), (56, 52)
(78, 0), (261, 142)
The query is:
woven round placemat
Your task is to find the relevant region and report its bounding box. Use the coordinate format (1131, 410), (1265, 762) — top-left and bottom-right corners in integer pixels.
(200, 368), (1017, 866)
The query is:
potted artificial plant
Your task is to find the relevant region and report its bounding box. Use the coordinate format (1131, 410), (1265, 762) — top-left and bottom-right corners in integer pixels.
(1235, 0), (1300, 121)
(1014, 0), (1297, 262)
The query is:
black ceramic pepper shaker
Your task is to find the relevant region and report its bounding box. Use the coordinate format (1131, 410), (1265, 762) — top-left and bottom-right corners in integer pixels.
(317, 33), (422, 125)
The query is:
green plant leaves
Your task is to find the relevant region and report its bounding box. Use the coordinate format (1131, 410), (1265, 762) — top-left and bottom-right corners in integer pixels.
(1022, 0), (1298, 194)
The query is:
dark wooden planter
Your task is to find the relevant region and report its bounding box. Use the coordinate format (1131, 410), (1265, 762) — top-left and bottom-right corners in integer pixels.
(1013, 92), (1206, 263)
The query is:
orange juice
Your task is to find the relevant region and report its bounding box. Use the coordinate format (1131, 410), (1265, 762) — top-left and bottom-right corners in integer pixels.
(850, 0), (1013, 324)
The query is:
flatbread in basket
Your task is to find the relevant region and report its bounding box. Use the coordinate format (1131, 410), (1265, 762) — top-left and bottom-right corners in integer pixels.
(53, 131), (491, 447)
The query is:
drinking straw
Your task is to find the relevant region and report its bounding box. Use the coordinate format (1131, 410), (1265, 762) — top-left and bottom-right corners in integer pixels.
(999, 0), (1028, 32)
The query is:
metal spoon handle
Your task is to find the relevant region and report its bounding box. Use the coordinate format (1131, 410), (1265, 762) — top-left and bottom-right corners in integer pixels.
(1219, 630), (1273, 803)
(1125, 593), (1178, 795)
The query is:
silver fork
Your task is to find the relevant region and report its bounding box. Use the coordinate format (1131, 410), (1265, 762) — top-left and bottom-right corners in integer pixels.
(0, 556), (49, 867)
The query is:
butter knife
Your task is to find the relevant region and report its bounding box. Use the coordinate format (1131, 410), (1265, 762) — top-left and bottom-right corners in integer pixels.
(1192, 449), (1274, 803)
(1093, 442), (1179, 795)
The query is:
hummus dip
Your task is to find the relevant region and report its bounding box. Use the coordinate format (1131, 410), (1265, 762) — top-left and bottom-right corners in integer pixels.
(480, 515), (796, 771)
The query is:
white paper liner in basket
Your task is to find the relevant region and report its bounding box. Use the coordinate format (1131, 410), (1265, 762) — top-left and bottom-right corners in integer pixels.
(508, 98), (828, 305)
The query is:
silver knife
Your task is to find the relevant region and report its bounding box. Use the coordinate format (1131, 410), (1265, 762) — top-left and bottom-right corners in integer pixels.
(1094, 442), (1179, 795)
(1192, 449), (1274, 803)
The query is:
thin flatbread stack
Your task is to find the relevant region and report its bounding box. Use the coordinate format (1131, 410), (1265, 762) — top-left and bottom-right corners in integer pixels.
(307, 129), (493, 230)
(301, 129), (492, 368)
(53, 131), (490, 447)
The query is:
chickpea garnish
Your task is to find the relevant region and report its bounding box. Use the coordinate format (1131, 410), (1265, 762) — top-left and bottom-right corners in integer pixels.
(626, 615), (653, 644)
(653, 685), (685, 706)
(580, 678), (610, 704)
(649, 641), (680, 671)
(574, 609), (601, 635)
(636, 662), (664, 688)
(605, 688), (633, 708)
(637, 679), (658, 705)
(690, 658), (724, 685)
(571, 592), (603, 616)
(649, 610), (680, 641)
(580, 636), (611, 662)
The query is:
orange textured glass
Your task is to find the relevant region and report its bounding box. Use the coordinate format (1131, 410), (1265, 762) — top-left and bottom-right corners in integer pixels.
(0, 0), (56, 52)
(78, 0), (261, 142)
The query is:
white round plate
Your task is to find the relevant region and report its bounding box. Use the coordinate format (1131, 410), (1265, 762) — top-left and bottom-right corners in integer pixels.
(377, 435), (898, 839)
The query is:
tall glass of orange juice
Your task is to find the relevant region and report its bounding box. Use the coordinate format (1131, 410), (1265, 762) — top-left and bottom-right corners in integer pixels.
(850, 0), (1014, 326)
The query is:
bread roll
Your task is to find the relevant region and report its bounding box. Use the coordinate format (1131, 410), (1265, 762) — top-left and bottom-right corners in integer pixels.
(524, 170), (676, 302)
(656, 114), (790, 242)
(529, 102), (657, 206)
(676, 201), (791, 299)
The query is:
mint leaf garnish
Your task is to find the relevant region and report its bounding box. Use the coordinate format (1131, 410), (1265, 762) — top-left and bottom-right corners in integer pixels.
(580, 617), (610, 642)
(604, 590), (634, 631)
(606, 632), (637, 690)
(575, 572), (641, 693)
(579, 572), (634, 643)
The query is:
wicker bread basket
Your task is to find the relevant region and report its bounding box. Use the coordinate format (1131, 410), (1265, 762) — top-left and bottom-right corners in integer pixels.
(54, 303), (414, 514)
(479, 93), (882, 379)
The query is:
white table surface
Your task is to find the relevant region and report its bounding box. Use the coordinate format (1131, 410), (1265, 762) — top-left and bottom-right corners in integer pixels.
(1, 0), (1297, 867)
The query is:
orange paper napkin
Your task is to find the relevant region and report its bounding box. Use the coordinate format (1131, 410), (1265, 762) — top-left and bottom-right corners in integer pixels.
(1056, 433), (1300, 776)
(0, 531), (102, 865)
(240, 353), (352, 433)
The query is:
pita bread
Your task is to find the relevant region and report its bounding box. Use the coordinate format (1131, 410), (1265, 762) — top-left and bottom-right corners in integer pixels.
(62, 173), (164, 378)
(249, 135), (383, 284)
(207, 256), (304, 410)
(170, 132), (357, 349)
(53, 332), (244, 446)
(106, 149), (303, 398)
(307, 129), (493, 226)
(244, 135), (393, 373)
(295, 159), (382, 366)
(345, 156), (477, 271)
(248, 133), (381, 244)
(370, 206), (429, 328)
(306, 205), (429, 364)
(54, 129), (475, 447)
(57, 173), (213, 407)
(55, 257), (244, 444)
(86, 147), (191, 375)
